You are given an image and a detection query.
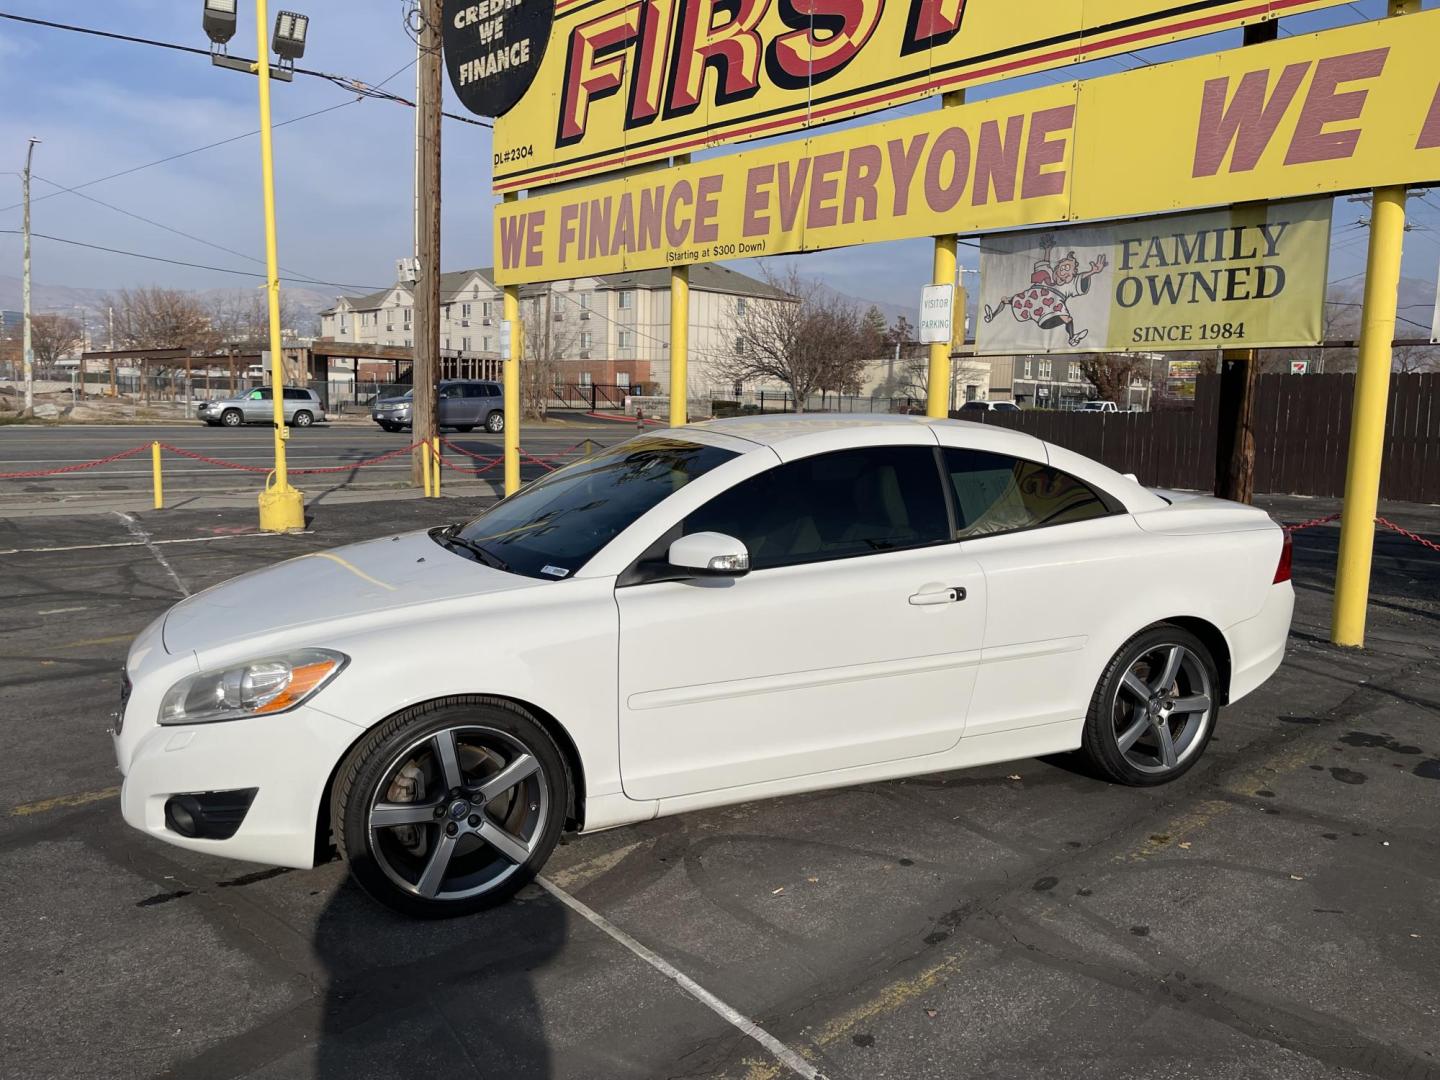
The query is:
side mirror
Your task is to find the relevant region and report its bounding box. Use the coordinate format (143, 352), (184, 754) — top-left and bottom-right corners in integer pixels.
(668, 532), (750, 577)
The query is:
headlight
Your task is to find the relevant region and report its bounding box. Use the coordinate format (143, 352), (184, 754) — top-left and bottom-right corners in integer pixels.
(159, 648), (346, 725)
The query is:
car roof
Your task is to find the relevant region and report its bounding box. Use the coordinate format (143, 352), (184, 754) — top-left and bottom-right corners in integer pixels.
(678, 414), (1164, 512)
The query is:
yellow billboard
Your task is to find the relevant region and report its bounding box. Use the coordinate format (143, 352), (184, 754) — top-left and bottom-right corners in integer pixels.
(495, 12), (1440, 284)
(491, 0), (1354, 193)
(975, 200), (1330, 353)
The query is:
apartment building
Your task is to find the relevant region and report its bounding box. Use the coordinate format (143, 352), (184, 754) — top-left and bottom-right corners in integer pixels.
(319, 263), (796, 399)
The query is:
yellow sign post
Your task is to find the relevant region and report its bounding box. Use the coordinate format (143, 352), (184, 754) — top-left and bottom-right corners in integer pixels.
(496, 11), (1440, 284)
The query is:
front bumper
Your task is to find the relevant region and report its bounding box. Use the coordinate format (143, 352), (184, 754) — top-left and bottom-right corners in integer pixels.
(372, 409), (411, 424)
(116, 704), (364, 869)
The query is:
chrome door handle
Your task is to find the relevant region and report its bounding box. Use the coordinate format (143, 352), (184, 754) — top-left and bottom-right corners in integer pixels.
(909, 586), (965, 606)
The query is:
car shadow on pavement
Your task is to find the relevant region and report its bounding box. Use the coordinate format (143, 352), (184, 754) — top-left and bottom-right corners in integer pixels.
(312, 876), (567, 1079)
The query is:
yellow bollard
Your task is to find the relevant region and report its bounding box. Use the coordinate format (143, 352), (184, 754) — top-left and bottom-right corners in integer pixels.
(432, 436), (442, 497)
(151, 441), (163, 510)
(421, 435), (433, 498)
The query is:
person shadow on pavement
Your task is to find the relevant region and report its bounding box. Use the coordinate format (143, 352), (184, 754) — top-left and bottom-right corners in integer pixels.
(312, 874), (567, 1080)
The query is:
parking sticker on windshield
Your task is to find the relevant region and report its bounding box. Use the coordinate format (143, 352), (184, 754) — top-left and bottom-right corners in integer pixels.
(541, 565), (570, 578)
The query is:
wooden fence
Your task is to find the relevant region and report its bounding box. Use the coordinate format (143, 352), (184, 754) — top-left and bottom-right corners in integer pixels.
(957, 373), (1440, 503)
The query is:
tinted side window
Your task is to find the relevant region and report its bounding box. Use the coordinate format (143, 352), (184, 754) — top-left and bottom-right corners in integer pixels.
(283, 388), (308, 400)
(684, 446), (949, 571)
(944, 448), (1113, 539)
(438, 384), (464, 399)
(250, 388), (271, 400)
(461, 383), (485, 398)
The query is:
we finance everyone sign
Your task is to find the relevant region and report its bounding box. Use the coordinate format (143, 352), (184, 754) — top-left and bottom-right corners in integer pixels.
(494, 11), (1440, 284)
(488, 0), (1353, 192)
(974, 200), (1330, 354)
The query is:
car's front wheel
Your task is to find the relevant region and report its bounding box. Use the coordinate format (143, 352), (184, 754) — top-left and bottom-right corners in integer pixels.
(221, 408), (243, 427)
(1079, 625), (1217, 786)
(378, 421), (400, 432)
(332, 698), (569, 917)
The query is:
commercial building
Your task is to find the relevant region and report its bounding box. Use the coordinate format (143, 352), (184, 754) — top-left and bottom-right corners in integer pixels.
(318, 263), (795, 400)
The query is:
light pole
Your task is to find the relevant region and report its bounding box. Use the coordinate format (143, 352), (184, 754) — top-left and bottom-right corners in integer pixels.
(202, 0), (309, 532)
(21, 137), (39, 414)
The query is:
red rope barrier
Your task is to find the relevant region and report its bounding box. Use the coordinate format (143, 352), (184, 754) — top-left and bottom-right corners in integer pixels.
(0, 442), (151, 479)
(158, 441), (428, 475)
(1284, 512), (1342, 533)
(1376, 516), (1440, 555)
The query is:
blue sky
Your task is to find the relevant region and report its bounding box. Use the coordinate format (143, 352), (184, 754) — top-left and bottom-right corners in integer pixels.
(0, 0), (1436, 318)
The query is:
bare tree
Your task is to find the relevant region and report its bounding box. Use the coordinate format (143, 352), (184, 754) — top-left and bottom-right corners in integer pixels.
(207, 289), (301, 345)
(107, 287), (214, 350)
(1393, 343), (1440, 373)
(30, 314), (85, 375)
(520, 289), (579, 420)
(718, 266), (866, 411)
(1079, 353), (1142, 405)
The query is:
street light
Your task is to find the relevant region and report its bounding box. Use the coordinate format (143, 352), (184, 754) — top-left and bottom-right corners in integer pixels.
(272, 12), (308, 61)
(200, 0), (309, 531)
(203, 0), (237, 46)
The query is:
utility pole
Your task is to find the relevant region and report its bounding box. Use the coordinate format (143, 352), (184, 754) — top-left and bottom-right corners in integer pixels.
(22, 137), (39, 414)
(412, 0), (442, 487)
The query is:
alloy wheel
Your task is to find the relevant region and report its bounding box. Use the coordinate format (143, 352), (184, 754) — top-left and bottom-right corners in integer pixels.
(366, 724), (549, 901)
(1109, 643), (1213, 775)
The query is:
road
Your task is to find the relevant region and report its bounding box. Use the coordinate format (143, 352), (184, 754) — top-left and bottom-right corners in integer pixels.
(0, 492), (1437, 1079)
(0, 418), (635, 515)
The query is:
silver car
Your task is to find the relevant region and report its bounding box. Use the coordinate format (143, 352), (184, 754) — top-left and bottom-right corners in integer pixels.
(372, 379), (505, 434)
(200, 387), (323, 428)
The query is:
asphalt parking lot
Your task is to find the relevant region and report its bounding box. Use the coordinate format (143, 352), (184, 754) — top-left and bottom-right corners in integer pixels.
(0, 419), (633, 515)
(1, 492), (1437, 1080)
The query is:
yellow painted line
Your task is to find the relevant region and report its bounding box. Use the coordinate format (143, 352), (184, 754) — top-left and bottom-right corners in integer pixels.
(298, 551), (397, 592)
(57, 634), (134, 649)
(804, 953), (968, 1049)
(1122, 799), (1232, 862)
(10, 785), (120, 817)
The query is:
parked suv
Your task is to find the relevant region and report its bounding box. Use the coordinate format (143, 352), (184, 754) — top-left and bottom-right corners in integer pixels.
(371, 379), (504, 433)
(199, 387), (323, 427)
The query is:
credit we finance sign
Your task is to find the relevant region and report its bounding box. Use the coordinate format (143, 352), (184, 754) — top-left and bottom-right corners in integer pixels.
(488, 0), (1354, 192)
(494, 11), (1440, 284)
(974, 199), (1331, 354)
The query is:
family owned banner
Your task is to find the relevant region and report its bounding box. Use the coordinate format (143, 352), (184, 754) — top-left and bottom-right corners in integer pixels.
(975, 200), (1331, 354)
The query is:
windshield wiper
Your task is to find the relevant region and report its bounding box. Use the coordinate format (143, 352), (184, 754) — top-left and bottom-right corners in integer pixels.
(437, 525), (512, 572)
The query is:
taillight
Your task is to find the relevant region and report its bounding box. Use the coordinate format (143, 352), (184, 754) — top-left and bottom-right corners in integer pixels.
(1273, 530), (1293, 584)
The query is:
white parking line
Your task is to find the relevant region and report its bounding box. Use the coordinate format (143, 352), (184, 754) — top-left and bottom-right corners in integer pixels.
(537, 877), (823, 1079)
(113, 512), (190, 597)
(0, 531), (305, 556)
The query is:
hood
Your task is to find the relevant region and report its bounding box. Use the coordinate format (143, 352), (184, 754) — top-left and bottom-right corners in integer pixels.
(161, 529), (535, 657)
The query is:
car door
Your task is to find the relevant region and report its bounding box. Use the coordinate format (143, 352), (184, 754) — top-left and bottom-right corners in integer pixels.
(938, 443), (1142, 738)
(243, 388), (270, 422)
(436, 383), (464, 427)
(615, 439), (987, 802)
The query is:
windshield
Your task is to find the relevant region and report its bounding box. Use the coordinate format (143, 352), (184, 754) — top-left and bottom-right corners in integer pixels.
(450, 436), (738, 579)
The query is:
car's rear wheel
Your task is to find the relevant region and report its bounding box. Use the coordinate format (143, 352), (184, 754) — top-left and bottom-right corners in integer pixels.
(292, 410), (314, 427)
(485, 411), (504, 433)
(1080, 625), (1217, 786)
(221, 409), (243, 427)
(333, 698), (569, 917)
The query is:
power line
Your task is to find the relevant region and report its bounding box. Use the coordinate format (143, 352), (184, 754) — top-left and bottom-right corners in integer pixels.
(0, 98), (360, 215)
(0, 229), (385, 291)
(30, 173), (344, 288)
(0, 11), (490, 128)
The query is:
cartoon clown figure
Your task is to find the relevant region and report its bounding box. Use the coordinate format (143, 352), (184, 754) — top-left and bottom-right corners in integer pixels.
(983, 240), (1108, 347)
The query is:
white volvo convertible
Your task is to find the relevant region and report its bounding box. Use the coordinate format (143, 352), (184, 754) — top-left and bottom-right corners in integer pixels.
(113, 416), (1293, 916)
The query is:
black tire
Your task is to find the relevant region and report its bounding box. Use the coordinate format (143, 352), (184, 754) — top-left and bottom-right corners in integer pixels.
(332, 697), (570, 918)
(454, 424), (475, 433)
(221, 408), (243, 427)
(1079, 624), (1219, 787)
(485, 411), (505, 434)
(292, 410), (314, 428)
(379, 422), (400, 433)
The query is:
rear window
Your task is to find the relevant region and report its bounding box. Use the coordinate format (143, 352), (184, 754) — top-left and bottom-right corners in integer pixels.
(283, 388), (311, 400)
